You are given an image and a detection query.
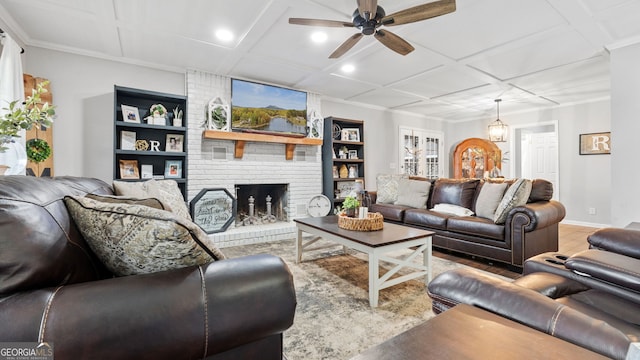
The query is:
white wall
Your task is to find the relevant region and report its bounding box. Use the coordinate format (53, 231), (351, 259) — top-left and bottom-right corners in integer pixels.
(320, 99), (447, 189)
(449, 100), (611, 226)
(323, 96), (612, 226)
(24, 46), (615, 227)
(610, 41), (640, 228)
(24, 47), (185, 177)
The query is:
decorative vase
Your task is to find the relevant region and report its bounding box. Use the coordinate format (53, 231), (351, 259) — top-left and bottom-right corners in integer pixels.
(153, 115), (166, 126)
(345, 208), (356, 217)
(339, 164), (348, 178)
(173, 117), (183, 127)
(490, 166), (501, 178)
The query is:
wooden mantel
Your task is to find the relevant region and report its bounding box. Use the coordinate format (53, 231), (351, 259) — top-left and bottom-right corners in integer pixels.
(202, 130), (323, 160)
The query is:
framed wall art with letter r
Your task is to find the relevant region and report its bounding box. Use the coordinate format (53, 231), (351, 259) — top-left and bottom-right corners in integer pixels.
(579, 132), (610, 155)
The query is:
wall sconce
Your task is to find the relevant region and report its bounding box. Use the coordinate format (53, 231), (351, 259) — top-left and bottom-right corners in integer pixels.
(488, 99), (508, 142)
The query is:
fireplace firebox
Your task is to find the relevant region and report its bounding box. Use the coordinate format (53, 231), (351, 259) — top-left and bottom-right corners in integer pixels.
(235, 184), (289, 226)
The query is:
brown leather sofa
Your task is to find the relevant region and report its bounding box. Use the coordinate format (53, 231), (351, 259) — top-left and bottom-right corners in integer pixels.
(0, 176), (296, 360)
(427, 227), (640, 359)
(370, 178), (566, 270)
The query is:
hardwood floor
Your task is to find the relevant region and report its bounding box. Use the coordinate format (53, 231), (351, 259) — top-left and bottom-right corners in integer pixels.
(432, 223), (601, 280)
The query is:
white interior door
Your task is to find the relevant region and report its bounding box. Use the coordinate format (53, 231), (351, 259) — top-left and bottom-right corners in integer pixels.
(398, 127), (443, 179)
(521, 131), (559, 200)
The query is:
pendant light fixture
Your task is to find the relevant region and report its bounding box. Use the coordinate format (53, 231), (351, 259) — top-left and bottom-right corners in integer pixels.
(488, 99), (508, 142)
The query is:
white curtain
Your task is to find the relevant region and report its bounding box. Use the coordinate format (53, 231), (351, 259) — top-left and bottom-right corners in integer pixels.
(0, 32), (27, 175)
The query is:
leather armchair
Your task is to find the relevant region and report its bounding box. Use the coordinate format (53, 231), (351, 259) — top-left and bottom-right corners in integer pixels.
(427, 226), (640, 360)
(0, 176), (296, 360)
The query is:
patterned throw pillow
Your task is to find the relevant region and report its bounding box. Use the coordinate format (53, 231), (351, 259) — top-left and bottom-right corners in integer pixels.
(394, 179), (431, 208)
(493, 179), (532, 224)
(85, 193), (169, 211)
(113, 179), (191, 220)
(375, 174), (408, 204)
(475, 182), (508, 220)
(64, 196), (225, 276)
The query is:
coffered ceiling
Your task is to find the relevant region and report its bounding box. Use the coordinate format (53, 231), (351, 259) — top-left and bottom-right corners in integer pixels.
(1, 0), (639, 122)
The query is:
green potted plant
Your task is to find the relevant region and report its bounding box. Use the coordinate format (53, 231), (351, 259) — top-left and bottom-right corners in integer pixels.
(341, 196), (360, 217)
(1, 81), (55, 150)
(0, 81), (55, 173)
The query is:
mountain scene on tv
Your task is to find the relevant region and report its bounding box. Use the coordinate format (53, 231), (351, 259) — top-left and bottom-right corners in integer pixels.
(231, 79), (307, 136)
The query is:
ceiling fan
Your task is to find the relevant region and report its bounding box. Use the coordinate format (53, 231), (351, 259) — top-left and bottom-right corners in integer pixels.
(289, 0), (456, 58)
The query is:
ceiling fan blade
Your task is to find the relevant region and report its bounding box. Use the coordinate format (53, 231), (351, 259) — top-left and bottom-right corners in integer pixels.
(381, 0), (456, 26)
(357, 0), (378, 20)
(374, 29), (415, 56)
(329, 33), (364, 59)
(289, 18), (354, 28)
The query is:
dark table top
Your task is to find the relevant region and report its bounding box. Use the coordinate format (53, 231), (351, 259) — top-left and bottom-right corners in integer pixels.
(351, 304), (609, 360)
(294, 215), (433, 247)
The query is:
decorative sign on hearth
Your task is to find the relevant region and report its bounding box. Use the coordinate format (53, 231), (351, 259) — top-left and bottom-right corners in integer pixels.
(190, 188), (236, 233)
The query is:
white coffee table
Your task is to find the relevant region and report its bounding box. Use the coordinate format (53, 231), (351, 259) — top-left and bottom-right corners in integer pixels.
(294, 215), (433, 307)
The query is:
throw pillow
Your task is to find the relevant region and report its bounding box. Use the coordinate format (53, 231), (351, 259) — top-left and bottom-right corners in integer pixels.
(394, 179), (431, 208)
(375, 174), (408, 204)
(529, 179), (553, 202)
(475, 182), (508, 220)
(112, 179), (153, 198)
(149, 180), (192, 220)
(430, 179), (480, 209)
(493, 179), (533, 224)
(64, 196), (225, 276)
(430, 203), (474, 217)
(113, 179), (191, 220)
(85, 193), (169, 211)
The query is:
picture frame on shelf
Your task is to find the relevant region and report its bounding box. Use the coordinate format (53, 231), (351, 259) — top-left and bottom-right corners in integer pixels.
(120, 130), (136, 150)
(348, 164), (359, 178)
(336, 181), (359, 198)
(341, 128), (360, 142)
(140, 164), (153, 179)
(348, 150), (358, 159)
(165, 134), (184, 152)
(121, 105), (140, 123)
(119, 159), (139, 179)
(164, 160), (182, 178)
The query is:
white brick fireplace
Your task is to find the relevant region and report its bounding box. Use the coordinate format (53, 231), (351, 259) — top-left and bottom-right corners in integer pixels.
(186, 70), (323, 248)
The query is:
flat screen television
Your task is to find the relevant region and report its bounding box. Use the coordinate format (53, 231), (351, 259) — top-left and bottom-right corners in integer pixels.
(231, 78), (307, 136)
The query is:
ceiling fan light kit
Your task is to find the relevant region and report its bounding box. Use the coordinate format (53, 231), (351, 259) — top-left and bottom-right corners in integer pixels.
(289, 0), (456, 58)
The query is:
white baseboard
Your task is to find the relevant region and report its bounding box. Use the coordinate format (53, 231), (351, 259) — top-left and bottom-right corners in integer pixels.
(561, 219), (611, 229)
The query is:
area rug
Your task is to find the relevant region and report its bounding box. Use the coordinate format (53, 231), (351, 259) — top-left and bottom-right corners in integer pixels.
(222, 238), (507, 360)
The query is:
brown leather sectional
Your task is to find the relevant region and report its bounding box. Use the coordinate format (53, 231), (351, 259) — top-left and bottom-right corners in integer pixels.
(370, 178), (566, 270)
(0, 176), (296, 360)
(427, 227), (640, 359)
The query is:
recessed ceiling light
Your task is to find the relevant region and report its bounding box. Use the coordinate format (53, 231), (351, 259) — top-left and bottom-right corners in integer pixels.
(341, 64), (355, 73)
(215, 29), (234, 42)
(311, 31), (327, 43)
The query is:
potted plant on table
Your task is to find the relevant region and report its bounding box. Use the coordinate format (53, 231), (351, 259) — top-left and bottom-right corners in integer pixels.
(341, 195), (360, 218)
(0, 81), (55, 174)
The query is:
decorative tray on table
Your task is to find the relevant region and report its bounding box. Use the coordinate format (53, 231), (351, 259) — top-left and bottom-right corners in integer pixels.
(338, 212), (383, 231)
